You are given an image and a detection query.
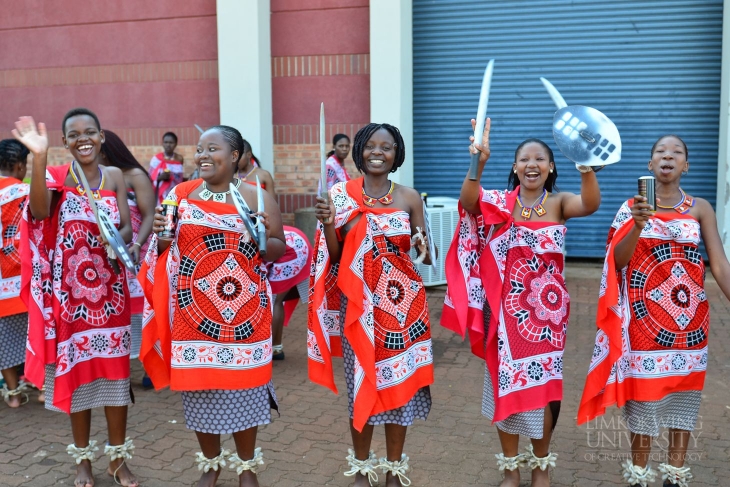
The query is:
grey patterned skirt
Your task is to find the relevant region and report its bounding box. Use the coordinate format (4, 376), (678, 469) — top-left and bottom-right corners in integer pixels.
(623, 391), (702, 437)
(482, 364), (546, 439)
(0, 312), (27, 370)
(130, 314), (142, 360)
(341, 334), (431, 426)
(44, 364), (132, 413)
(181, 382), (279, 434)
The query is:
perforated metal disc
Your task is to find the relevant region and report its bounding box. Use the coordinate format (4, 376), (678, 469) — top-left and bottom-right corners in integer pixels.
(229, 183), (260, 245)
(552, 105), (621, 166)
(98, 210), (136, 270)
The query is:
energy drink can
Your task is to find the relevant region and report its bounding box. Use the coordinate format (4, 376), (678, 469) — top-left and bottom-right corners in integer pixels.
(159, 200), (178, 239)
(638, 176), (656, 211)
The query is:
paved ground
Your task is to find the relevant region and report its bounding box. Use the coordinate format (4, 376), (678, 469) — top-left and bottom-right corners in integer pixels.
(1, 262), (729, 486)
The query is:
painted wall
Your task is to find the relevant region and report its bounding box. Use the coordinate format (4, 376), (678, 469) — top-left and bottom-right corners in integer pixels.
(270, 0), (370, 217)
(0, 0), (218, 170)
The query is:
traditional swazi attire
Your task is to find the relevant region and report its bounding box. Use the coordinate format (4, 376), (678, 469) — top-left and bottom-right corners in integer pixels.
(578, 199), (707, 434)
(149, 153), (184, 205)
(317, 155), (350, 195)
(308, 178), (434, 432)
(21, 164), (132, 413)
(443, 187), (568, 439)
(139, 180), (277, 435)
(127, 189), (150, 359)
(0, 177), (30, 375)
(269, 226), (312, 327)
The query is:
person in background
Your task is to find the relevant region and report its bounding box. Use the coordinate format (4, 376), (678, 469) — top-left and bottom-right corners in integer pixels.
(14, 109), (138, 487)
(238, 140), (311, 361)
(318, 133), (351, 194)
(100, 130), (156, 383)
(149, 131), (184, 205)
(0, 139), (31, 408)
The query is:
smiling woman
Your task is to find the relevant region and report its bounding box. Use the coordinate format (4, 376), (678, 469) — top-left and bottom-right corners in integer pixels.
(310, 123), (435, 487)
(12, 109), (138, 487)
(140, 125), (287, 487)
(443, 117), (601, 487)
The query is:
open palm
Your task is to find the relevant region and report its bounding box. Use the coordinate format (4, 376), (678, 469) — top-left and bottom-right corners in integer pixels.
(12, 116), (48, 154)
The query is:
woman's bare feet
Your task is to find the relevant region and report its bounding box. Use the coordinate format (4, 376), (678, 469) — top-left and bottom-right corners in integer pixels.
(107, 459), (139, 487)
(239, 470), (260, 487)
(531, 467), (550, 487)
(74, 459), (94, 487)
(5, 393), (21, 408)
(500, 468), (521, 487)
(385, 471), (406, 486)
(196, 469), (221, 487)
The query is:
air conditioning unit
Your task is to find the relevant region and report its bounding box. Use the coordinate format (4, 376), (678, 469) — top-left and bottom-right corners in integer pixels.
(410, 196), (459, 286)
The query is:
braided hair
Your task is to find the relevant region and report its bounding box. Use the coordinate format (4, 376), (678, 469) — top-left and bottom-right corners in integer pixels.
(352, 123), (405, 174)
(242, 139), (261, 166)
(101, 130), (148, 176)
(0, 139), (30, 171)
(204, 126), (244, 172)
(507, 138), (559, 193)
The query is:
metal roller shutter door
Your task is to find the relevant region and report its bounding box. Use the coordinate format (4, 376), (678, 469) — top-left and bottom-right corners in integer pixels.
(413, 0), (722, 257)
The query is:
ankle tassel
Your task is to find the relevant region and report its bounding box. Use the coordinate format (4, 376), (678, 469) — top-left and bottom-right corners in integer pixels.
(67, 441), (99, 464)
(658, 463), (692, 487)
(229, 448), (264, 475)
(344, 449), (379, 486)
(525, 444), (558, 471)
(495, 452), (525, 473)
(621, 459), (657, 487)
(1, 383), (29, 404)
(195, 449), (231, 473)
(378, 454), (412, 487)
(105, 437), (135, 462)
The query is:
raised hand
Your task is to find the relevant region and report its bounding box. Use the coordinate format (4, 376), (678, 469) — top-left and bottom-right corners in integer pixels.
(11, 116), (49, 155)
(469, 117), (491, 165)
(315, 195), (335, 226)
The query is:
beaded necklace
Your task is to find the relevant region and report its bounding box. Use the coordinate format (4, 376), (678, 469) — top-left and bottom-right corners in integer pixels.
(516, 189), (548, 219)
(362, 180), (395, 207)
(70, 164), (104, 199)
(656, 188), (694, 214)
(200, 178), (241, 203)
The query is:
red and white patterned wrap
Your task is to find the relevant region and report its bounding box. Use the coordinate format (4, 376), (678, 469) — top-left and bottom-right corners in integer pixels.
(443, 187), (567, 423)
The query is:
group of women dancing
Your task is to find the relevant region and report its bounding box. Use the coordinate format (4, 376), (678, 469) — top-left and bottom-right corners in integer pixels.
(1, 104), (724, 487)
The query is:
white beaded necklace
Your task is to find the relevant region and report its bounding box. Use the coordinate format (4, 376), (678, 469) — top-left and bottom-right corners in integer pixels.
(200, 178), (241, 203)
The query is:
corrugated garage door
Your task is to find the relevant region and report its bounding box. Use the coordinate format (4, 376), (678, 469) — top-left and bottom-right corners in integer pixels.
(413, 0), (722, 257)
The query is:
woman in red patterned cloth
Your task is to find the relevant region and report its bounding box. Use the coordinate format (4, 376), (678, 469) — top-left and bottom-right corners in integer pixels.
(14, 109), (138, 487)
(311, 123), (434, 487)
(238, 140), (313, 360)
(0, 139), (31, 408)
(149, 131), (184, 205)
(443, 118), (601, 487)
(140, 125), (285, 487)
(317, 133), (351, 195)
(578, 135), (730, 487)
(100, 130), (156, 366)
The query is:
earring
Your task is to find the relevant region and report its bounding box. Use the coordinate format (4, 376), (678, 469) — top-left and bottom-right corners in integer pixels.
(549, 169), (554, 173)
(513, 170), (517, 174)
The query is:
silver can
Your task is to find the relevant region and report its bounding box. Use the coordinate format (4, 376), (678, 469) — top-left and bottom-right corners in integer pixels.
(638, 176), (656, 211)
(159, 201), (178, 239)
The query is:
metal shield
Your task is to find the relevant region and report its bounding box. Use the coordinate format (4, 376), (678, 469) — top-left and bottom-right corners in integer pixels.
(552, 105), (621, 166)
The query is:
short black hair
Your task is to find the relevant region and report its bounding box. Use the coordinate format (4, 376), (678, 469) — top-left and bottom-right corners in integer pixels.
(651, 134), (688, 159)
(0, 139), (30, 171)
(163, 132), (178, 143)
(507, 138), (559, 193)
(62, 107), (101, 135)
(352, 123), (405, 174)
(205, 125), (244, 164)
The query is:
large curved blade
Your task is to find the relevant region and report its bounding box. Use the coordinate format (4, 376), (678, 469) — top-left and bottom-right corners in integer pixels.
(540, 77), (568, 109)
(468, 59), (495, 181)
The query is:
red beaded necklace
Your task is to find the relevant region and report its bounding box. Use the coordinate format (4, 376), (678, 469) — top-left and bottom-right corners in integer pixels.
(362, 181), (395, 207)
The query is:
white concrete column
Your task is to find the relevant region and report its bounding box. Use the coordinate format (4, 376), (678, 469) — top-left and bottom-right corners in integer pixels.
(717, 0), (730, 255)
(369, 0), (413, 187)
(216, 0), (274, 173)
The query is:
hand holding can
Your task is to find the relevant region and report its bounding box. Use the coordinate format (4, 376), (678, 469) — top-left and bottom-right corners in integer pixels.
(158, 200), (178, 240)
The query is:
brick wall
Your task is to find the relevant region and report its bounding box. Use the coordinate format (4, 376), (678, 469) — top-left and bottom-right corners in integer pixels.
(270, 0), (370, 223)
